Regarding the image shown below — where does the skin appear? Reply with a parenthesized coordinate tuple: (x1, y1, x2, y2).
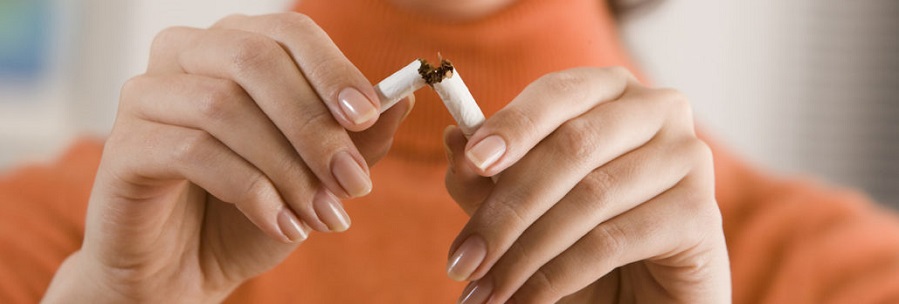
(444, 68, 730, 303)
(43, 13, 414, 303)
(43, 1, 731, 303)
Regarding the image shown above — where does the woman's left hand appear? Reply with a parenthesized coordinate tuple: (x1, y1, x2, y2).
(443, 67, 731, 304)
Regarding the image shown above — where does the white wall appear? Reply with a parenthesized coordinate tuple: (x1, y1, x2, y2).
(622, 0, 899, 204)
(0, 0, 291, 169)
(621, 0, 801, 171)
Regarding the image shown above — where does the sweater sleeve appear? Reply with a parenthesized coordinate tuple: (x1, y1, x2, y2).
(0, 139, 102, 303)
(711, 142, 899, 304)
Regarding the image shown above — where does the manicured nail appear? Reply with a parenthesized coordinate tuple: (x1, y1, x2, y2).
(313, 190, 351, 232)
(458, 279, 493, 304)
(331, 151, 372, 197)
(447, 235, 487, 281)
(277, 208, 308, 243)
(338, 87, 378, 125)
(466, 135, 506, 171)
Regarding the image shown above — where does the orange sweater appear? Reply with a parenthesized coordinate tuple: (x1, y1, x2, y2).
(2, 0, 899, 303)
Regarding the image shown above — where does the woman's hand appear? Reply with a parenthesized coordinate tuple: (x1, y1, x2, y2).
(43, 13, 413, 303)
(443, 67, 730, 303)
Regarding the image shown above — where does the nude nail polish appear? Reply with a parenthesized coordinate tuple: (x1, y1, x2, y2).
(313, 190, 351, 232)
(447, 235, 488, 281)
(338, 87, 378, 125)
(458, 279, 493, 304)
(277, 208, 308, 243)
(466, 135, 506, 171)
(331, 151, 372, 198)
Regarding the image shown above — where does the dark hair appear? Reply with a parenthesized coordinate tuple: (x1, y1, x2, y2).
(609, 0, 664, 19)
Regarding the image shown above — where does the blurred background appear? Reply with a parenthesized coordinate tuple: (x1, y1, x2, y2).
(0, 0, 897, 207)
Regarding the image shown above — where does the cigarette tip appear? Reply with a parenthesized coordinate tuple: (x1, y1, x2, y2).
(417, 55, 455, 86)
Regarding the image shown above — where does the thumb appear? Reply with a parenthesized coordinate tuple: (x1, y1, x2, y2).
(444, 125, 494, 215)
(351, 93, 415, 165)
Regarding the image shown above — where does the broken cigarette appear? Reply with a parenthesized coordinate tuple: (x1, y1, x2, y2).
(375, 58, 498, 181)
(375, 58, 498, 182)
(374, 58, 486, 138)
(374, 60, 427, 113)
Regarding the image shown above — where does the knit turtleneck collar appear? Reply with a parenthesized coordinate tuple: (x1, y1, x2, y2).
(296, 0, 639, 162)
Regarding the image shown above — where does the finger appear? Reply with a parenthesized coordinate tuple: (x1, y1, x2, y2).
(471, 138, 708, 302)
(213, 13, 381, 130)
(105, 121, 310, 244)
(120, 74, 344, 232)
(463, 67, 637, 176)
(444, 125, 494, 215)
(350, 93, 415, 165)
(509, 179, 728, 303)
(147, 26, 372, 200)
(448, 88, 676, 282)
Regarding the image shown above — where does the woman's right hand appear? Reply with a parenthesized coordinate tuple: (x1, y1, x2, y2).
(42, 13, 413, 303)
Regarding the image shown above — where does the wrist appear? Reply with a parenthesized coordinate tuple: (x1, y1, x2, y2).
(43, 251, 238, 303)
(43, 251, 121, 303)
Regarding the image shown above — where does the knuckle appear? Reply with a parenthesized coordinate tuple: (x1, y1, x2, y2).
(519, 268, 564, 303)
(554, 119, 598, 162)
(197, 80, 243, 122)
(215, 13, 248, 26)
(606, 65, 635, 79)
(685, 198, 724, 244)
(687, 139, 714, 165)
(228, 34, 282, 75)
(295, 108, 336, 140)
(658, 88, 693, 117)
(240, 172, 273, 205)
(537, 71, 588, 95)
(479, 190, 532, 231)
(272, 12, 317, 32)
(592, 222, 627, 261)
(267, 13, 299, 35)
(173, 131, 214, 164)
(502, 240, 535, 272)
(150, 26, 186, 57)
(492, 106, 538, 141)
(119, 76, 148, 110)
(675, 177, 721, 241)
(579, 169, 617, 208)
(703, 202, 724, 230)
(304, 55, 347, 84)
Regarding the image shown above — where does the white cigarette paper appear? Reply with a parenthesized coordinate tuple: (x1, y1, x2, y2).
(374, 60, 426, 113)
(374, 59, 486, 138)
(432, 69, 485, 138)
(374, 59, 497, 181)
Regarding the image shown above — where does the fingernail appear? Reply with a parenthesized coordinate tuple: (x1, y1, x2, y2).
(331, 151, 372, 197)
(458, 279, 493, 304)
(277, 208, 308, 243)
(313, 190, 351, 232)
(466, 135, 506, 171)
(339, 87, 378, 125)
(448, 235, 487, 281)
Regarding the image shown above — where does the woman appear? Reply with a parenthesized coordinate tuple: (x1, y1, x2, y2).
(2, 0, 896, 303)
